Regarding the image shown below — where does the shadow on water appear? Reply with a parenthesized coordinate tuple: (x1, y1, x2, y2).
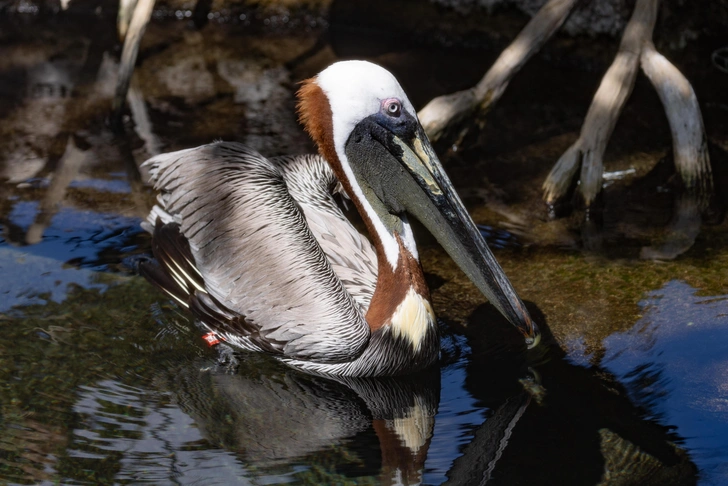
(446, 281, 726, 486)
(441, 305, 698, 486)
(0, 1, 727, 485)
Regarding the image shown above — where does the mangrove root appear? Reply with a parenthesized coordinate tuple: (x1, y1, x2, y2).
(117, 0, 139, 41)
(542, 0, 658, 206)
(418, 0, 580, 144)
(641, 43, 712, 208)
(112, 0, 155, 128)
(543, 0, 712, 209)
(640, 194, 701, 260)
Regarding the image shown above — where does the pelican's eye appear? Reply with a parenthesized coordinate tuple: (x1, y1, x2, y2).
(383, 99, 402, 118)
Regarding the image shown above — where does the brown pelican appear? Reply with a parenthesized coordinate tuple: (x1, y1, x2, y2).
(141, 60, 539, 377)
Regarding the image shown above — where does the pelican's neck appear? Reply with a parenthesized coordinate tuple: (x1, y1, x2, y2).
(297, 78, 434, 343)
(297, 78, 418, 271)
(328, 152, 432, 337)
(365, 234, 432, 334)
(335, 150, 419, 271)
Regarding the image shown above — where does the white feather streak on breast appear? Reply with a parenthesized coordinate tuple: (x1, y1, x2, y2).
(274, 155, 378, 313)
(389, 287, 435, 353)
(387, 394, 433, 454)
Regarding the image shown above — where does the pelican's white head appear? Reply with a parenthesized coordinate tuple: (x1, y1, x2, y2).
(314, 61, 418, 159)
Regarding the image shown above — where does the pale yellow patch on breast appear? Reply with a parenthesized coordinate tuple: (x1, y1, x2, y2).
(389, 287, 436, 352)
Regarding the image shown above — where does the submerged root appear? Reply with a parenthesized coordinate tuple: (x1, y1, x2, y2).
(26, 136, 87, 245)
(640, 193, 702, 260)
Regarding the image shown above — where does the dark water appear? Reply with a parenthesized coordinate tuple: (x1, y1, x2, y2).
(1, 3, 727, 485)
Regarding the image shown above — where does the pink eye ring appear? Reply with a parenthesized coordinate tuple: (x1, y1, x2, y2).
(383, 99, 402, 117)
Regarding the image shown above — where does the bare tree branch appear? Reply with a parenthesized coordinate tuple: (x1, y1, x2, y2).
(418, 0, 580, 143)
(117, 0, 139, 41)
(112, 0, 155, 127)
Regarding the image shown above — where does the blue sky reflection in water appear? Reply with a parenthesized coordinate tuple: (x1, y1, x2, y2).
(0, 202, 142, 311)
(601, 281, 728, 485)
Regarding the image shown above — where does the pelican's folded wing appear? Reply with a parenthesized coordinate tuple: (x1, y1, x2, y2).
(272, 155, 378, 314)
(142, 142, 371, 363)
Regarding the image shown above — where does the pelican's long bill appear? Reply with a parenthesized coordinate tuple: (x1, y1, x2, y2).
(345, 110, 541, 347)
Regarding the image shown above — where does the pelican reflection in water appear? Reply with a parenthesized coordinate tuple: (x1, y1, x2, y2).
(141, 61, 539, 376)
(160, 355, 441, 485)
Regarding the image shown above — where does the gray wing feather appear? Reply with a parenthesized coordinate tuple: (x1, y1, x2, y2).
(273, 155, 378, 313)
(144, 142, 372, 363)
